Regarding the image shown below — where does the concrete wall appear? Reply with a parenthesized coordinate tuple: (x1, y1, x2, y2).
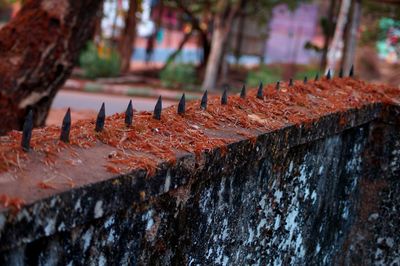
(0, 104, 399, 265)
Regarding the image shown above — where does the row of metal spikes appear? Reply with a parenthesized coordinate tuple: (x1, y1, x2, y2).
(20, 66, 354, 152)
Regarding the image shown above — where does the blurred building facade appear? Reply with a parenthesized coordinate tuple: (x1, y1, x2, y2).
(264, 4, 319, 65)
(129, 2, 320, 68)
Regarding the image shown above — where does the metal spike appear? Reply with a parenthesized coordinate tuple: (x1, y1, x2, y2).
(314, 73, 319, 81)
(60, 108, 71, 143)
(178, 93, 186, 115)
(257, 82, 263, 99)
(276, 81, 280, 90)
(240, 84, 246, 99)
(289, 78, 293, 87)
(326, 69, 331, 80)
(21, 110, 33, 151)
(221, 88, 228, 105)
(200, 90, 208, 110)
(125, 100, 133, 127)
(303, 76, 308, 84)
(339, 67, 344, 78)
(153, 96, 162, 120)
(95, 103, 105, 132)
(349, 65, 354, 77)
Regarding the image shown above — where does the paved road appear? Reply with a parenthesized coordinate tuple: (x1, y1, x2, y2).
(47, 90, 176, 126)
(52, 90, 175, 115)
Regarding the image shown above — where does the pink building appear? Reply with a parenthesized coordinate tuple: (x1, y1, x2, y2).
(130, 2, 320, 67)
(265, 4, 319, 64)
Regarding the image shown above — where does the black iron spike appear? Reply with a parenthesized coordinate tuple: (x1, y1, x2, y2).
(200, 90, 208, 110)
(240, 84, 246, 99)
(314, 73, 319, 81)
(221, 87, 228, 105)
(349, 65, 354, 77)
(153, 96, 162, 120)
(21, 109, 33, 152)
(289, 78, 293, 87)
(276, 81, 280, 90)
(326, 69, 331, 80)
(60, 108, 71, 143)
(303, 76, 308, 84)
(125, 100, 133, 127)
(178, 93, 186, 115)
(339, 67, 344, 78)
(257, 82, 263, 99)
(95, 103, 105, 132)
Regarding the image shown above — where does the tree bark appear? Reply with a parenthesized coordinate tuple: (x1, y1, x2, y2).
(326, 0, 351, 73)
(341, 0, 362, 74)
(201, 0, 241, 91)
(0, 0, 103, 135)
(201, 21, 227, 91)
(320, 0, 337, 71)
(118, 0, 138, 73)
(234, 0, 247, 64)
(144, 1, 163, 64)
(199, 31, 211, 69)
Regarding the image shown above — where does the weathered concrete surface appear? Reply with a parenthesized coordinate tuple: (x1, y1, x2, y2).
(0, 103, 399, 265)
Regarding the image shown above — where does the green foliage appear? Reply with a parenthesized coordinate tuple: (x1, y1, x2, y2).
(294, 66, 318, 80)
(246, 65, 282, 87)
(359, 1, 400, 47)
(360, 17, 400, 47)
(79, 42, 121, 79)
(360, 20, 380, 46)
(362, 1, 400, 20)
(380, 17, 400, 28)
(159, 63, 198, 90)
(247, 65, 318, 87)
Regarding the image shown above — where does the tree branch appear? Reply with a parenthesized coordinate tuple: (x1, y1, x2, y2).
(161, 29, 193, 70)
(176, 0, 208, 36)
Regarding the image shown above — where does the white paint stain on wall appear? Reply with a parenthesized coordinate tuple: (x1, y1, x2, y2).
(94, 201, 104, 218)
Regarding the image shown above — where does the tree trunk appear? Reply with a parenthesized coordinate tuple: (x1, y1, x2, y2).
(110, 0, 119, 42)
(234, 11, 245, 64)
(201, 0, 240, 91)
(201, 22, 227, 90)
(220, 48, 229, 84)
(199, 30, 211, 69)
(118, 0, 138, 73)
(320, 0, 337, 71)
(341, 0, 362, 74)
(234, 0, 247, 65)
(219, 28, 232, 84)
(0, 0, 103, 135)
(93, 4, 104, 41)
(145, 0, 163, 63)
(326, 0, 351, 73)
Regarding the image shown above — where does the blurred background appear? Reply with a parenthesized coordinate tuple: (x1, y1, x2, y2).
(1, 0, 399, 125)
